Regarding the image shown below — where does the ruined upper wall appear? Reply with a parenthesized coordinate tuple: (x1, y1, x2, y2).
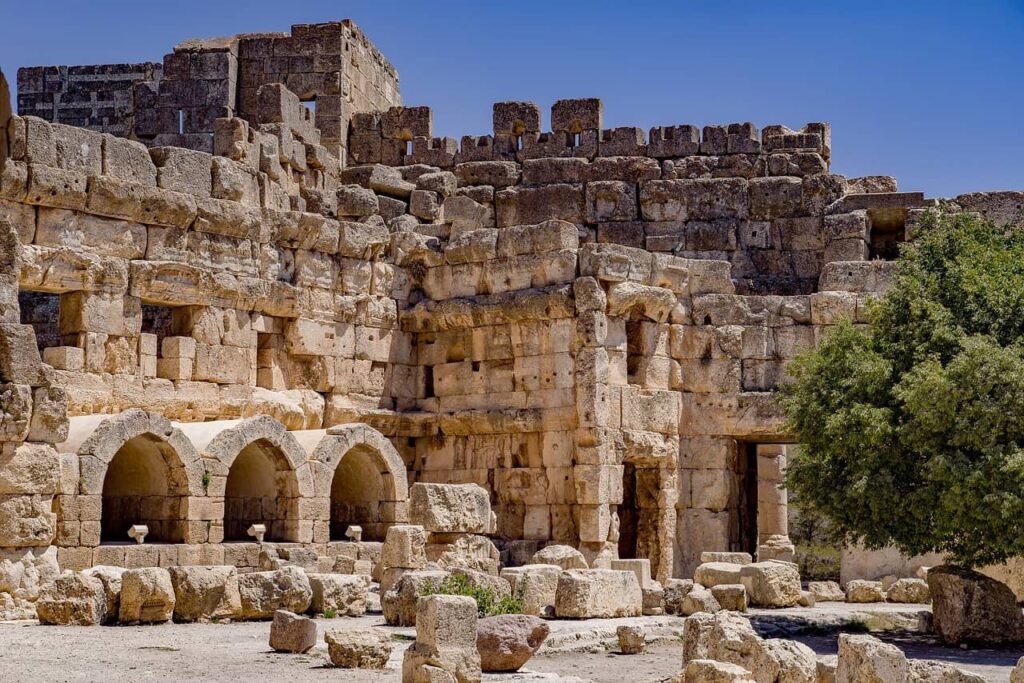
(16, 20, 400, 160)
(17, 63, 163, 137)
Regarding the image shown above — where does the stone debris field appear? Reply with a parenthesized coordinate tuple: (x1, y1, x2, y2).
(1, 16, 1023, 683)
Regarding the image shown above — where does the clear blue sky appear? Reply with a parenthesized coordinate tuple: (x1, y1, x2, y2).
(2, 0, 1023, 198)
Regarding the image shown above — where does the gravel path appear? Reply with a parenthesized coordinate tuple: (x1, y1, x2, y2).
(0, 609, 1017, 682)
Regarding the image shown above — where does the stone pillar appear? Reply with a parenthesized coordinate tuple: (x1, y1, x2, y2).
(402, 594, 481, 683)
(756, 444, 794, 562)
(1, 67, 9, 166)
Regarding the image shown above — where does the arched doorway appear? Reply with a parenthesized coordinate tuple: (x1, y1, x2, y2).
(224, 439, 297, 542)
(330, 445, 388, 541)
(101, 434, 187, 543)
(64, 410, 200, 546)
(201, 416, 311, 543)
(310, 424, 409, 542)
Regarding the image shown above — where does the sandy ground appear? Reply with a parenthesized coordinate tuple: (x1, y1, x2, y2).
(0, 608, 1019, 682)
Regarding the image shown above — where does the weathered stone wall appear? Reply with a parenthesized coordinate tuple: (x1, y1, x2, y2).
(16, 63, 163, 137)
(18, 20, 400, 160)
(7, 24, 1024, 584)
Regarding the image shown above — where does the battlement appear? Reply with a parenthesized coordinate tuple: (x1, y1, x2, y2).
(349, 98, 830, 170)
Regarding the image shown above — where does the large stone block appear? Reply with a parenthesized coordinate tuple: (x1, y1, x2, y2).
(269, 609, 317, 653)
(409, 483, 491, 534)
(402, 594, 481, 683)
(739, 562, 801, 608)
(119, 567, 175, 623)
(326, 628, 393, 669)
(308, 573, 367, 616)
(36, 572, 106, 626)
(927, 565, 1024, 645)
(168, 565, 242, 622)
(554, 569, 642, 619)
(238, 566, 312, 620)
(382, 524, 428, 569)
(500, 564, 561, 617)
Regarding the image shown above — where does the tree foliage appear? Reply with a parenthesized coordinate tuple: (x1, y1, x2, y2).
(783, 211, 1024, 567)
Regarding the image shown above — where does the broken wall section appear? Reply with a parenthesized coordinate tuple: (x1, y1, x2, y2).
(17, 62, 163, 137)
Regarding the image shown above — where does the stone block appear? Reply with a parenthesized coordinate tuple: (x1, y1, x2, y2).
(308, 573, 367, 616)
(269, 609, 317, 653)
(36, 572, 106, 625)
(409, 483, 491, 534)
(554, 569, 642, 618)
(119, 567, 175, 623)
(168, 565, 242, 622)
(150, 147, 212, 198)
(326, 628, 392, 669)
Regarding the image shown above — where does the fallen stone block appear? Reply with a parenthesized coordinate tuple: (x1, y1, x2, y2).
(927, 565, 1024, 645)
(554, 569, 642, 619)
(477, 614, 550, 672)
(382, 569, 447, 627)
(682, 584, 721, 616)
(308, 573, 367, 616)
(531, 545, 588, 570)
(168, 565, 242, 622)
(808, 580, 845, 602)
(81, 565, 124, 624)
(382, 524, 428, 570)
(616, 624, 645, 655)
(269, 609, 316, 653)
(402, 594, 481, 683)
(682, 659, 757, 682)
(500, 564, 560, 617)
(835, 633, 909, 683)
(36, 573, 105, 626)
(325, 628, 393, 669)
(695, 562, 743, 588)
(711, 584, 747, 612)
(238, 566, 312, 620)
(700, 552, 753, 565)
(664, 578, 695, 615)
(886, 577, 930, 604)
(845, 579, 886, 604)
(739, 562, 801, 608)
(119, 567, 175, 624)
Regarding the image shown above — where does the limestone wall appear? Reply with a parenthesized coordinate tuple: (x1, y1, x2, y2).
(9, 24, 1024, 583)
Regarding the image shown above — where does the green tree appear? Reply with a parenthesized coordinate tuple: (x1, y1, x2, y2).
(783, 211, 1024, 568)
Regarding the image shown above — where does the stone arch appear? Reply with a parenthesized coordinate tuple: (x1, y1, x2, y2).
(66, 409, 201, 545)
(204, 416, 312, 543)
(312, 423, 408, 541)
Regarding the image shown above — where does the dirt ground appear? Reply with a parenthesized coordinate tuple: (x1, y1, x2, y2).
(0, 610, 1019, 682)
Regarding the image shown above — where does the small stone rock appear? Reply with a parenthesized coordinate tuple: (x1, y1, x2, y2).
(616, 624, 645, 654)
(326, 628, 392, 669)
(798, 590, 815, 607)
(710, 584, 747, 612)
(845, 579, 886, 603)
(532, 544, 588, 570)
(808, 580, 845, 602)
(682, 584, 721, 616)
(477, 614, 550, 671)
(886, 577, 930, 604)
(268, 609, 317, 654)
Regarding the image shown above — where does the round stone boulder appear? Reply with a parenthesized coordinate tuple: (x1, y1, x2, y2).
(476, 614, 550, 672)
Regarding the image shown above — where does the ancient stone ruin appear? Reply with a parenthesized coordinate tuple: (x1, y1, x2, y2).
(2, 19, 1023, 644)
